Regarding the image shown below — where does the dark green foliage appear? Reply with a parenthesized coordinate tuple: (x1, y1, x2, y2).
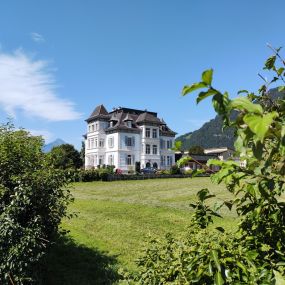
(0, 123, 72, 284)
(175, 115, 236, 150)
(47, 143, 83, 170)
(66, 167, 115, 182)
(188, 145, 204, 154)
(170, 165, 181, 175)
(130, 47, 285, 284)
(80, 141, 85, 166)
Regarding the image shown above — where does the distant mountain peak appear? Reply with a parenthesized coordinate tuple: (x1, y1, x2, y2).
(43, 138, 66, 153)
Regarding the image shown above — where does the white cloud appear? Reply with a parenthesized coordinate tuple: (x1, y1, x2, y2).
(29, 129, 54, 143)
(0, 50, 81, 121)
(31, 32, 45, 43)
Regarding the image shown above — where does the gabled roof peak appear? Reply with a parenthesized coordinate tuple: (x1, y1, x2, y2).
(90, 104, 108, 117)
(123, 113, 133, 121)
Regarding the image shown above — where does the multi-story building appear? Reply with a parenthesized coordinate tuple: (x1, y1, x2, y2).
(84, 105, 176, 172)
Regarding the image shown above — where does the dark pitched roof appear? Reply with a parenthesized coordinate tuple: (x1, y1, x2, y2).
(106, 112, 141, 133)
(86, 104, 110, 122)
(86, 105, 176, 136)
(136, 112, 161, 124)
(110, 113, 119, 121)
(160, 118, 166, 125)
(123, 113, 133, 121)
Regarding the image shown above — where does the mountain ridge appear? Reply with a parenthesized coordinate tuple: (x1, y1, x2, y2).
(43, 138, 66, 153)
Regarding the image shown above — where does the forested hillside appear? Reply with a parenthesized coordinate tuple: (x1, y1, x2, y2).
(176, 115, 235, 150)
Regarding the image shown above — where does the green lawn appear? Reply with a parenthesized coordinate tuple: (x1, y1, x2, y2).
(44, 177, 237, 285)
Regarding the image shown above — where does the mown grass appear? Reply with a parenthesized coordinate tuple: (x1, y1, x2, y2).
(44, 177, 238, 284)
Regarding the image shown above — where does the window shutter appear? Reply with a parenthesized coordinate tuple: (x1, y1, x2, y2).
(125, 136, 128, 146)
(132, 136, 135, 146)
(125, 154, 128, 165)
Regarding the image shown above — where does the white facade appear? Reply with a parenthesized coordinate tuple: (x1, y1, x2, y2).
(85, 106, 175, 172)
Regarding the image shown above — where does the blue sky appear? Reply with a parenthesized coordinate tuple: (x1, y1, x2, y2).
(0, 0, 284, 149)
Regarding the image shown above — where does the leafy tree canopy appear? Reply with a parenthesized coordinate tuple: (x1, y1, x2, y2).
(48, 143, 83, 169)
(0, 122, 72, 283)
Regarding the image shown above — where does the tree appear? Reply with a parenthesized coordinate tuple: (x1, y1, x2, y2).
(0, 122, 72, 283)
(48, 143, 83, 169)
(188, 145, 204, 154)
(129, 46, 285, 284)
(80, 140, 85, 166)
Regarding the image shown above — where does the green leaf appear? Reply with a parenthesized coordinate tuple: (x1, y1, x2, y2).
(202, 69, 213, 85)
(215, 226, 225, 233)
(224, 200, 233, 211)
(274, 270, 285, 285)
(211, 250, 221, 272)
(278, 86, 285, 92)
(212, 92, 229, 115)
(243, 112, 278, 142)
(197, 188, 212, 202)
(182, 82, 207, 96)
(237, 90, 249, 95)
(229, 97, 263, 114)
(214, 271, 224, 285)
(277, 67, 285, 76)
(196, 89, 218, 104)
(264, 55, 276, 70)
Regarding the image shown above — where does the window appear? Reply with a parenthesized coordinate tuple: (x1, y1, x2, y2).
(167, 156, 170, 165)
(90, 138, 94, 149)
(108, 155, 113, 165)
(99, 155, 104, 165)
(125, 136, 135, 147)
(88, 125, 91, 132)
(95, 123, 99, 131)
(152, 129, 157, 138)
(126, 155, 132, 165)
(161, 156, 165, 166)
(95, 137, 98, 148)
(167, 140, 172, 149)
(146, 144, 150, 154)
(108, 137, 114, 148)
(91, 124, 95, 132)
(146, 128, 150, 138)
(153, 145, 157, 154)
(160, 139, 165, 149)
(88, 155, 94, 166)
(126, 121, 132, 128)
(99, 139, 104, 148)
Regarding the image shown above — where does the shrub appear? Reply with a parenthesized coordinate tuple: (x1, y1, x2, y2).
(127, 46, 285, 283)
(169, 164, 181, 175)
(79, 169, 100, 182)
(0, 123, 72, 283)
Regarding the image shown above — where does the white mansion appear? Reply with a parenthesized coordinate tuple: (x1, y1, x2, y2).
(84, 105, 176, 172)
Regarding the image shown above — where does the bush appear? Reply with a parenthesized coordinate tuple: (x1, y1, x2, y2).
(184, 169, 193, 175)
(169, 165, 181, 175)
(0, 123, 72, 283)
(79, 169, 100, 182)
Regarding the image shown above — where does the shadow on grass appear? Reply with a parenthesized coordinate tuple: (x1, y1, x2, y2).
(40, 236, 121, 285)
